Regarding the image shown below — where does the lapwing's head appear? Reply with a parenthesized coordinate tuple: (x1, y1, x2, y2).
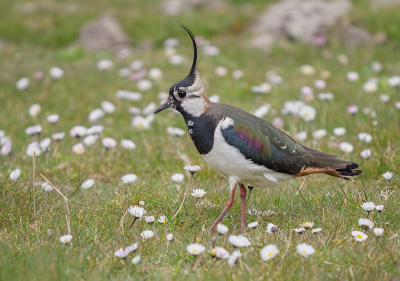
(154, 24, 209, 117)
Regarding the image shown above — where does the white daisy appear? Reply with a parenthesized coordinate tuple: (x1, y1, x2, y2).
(70, 126, 87, 138)
(360, 149, 371, 159)
(158, 215, 168, 224)
(102, 137, 117, 149)
(81, 179, 95, 189)
(169, 54, 184, 65)
(253, 104, 271, 118)
(333, 127, 346, 137)
(47, 114, 59, 124)
(186, 243, 205, 256)
(293, 228, 306, 234)
(191, 188, 206, 198)
(26, 142, 41, 157)
(311, 228, 322, 234)
(388, 76, 400, 88)
(88, 108, 105, 122)
(59, 235, 73, 244)
(300, 65, 315, 76)
(72, 142, 85, 155)
(50, 67, 64, 79)
(215, 66, 228, 77)
(121, 139, 136, 150)
(203, 45, 220, 56)
(295, 131, 307, 142)
(171, 173, 184, 183)
(83, 135, 98, 146)
(131, 255, 141, 264)
(137, 79, 152, 92)
(363, 81, 378, 93)
(148, 67, 163, 82)
(229, 235, 251, 248)
(132, 116, 151, 130)
(382, 171, 393, 181)
(266, 223, 278, 234)
(101, 101, 116, 113)
(183, 165, 201, 175)
(97, 60, 114, 70)
(29, 103, 41, 117)
(373, 228, 384, 237)
(260, 244, 279, 261)
(339, 142, 354, 153)
(140, 230, 154, 240)
(166, 127, 185, 137)
(375, 205, 384, 212)
(346, 71, 359, 82)
(41, 182, 53, 192)
(358, 132, 372, 143)
(296, 243, 315, 257)
(9, 169, 21, 181)
(212, 247, 229, 259)
(39, 138, 51, 151)
(217, 223, 228, 235)
(232, 70, 244, 80)
(130, 60, 144, 71)
(16, 77, 29, 90)
(128, 206, 144, 218)
(358, 218, 374, 231)
(352, 231, 368, 242)
(1, 141, 11, 156)
(121, 174, 138, 184)
(227, 250, 242, 266)
(116, 90, 142, 101)
(86, 125, 103, 135)
(301, 222, 314, 229)
(167, 233, 174, 241)
(313, 129, 327, 140)
(248, 221, 258, 229)
(318, 93, 334, 101)
(361, 201, 375, 212)
(208, 94, 220, 103)
(298, 105, 317, 122)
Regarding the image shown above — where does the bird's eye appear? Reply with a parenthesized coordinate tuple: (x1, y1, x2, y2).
(178, 90, 186, 98)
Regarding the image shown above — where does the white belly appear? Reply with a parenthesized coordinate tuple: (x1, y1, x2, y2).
(201, 119, 293, 189)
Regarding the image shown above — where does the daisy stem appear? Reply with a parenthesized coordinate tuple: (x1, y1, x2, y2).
(32, 151, 36, 224)
(172, 174, 193, 220)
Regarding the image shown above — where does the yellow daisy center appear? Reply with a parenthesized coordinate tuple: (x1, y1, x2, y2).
(303, 250, 307, 254)
(194, 249, 197, 253)
(197, 193, 200, 196)
(357, 234, 362, 239)
(77, 148, 82, 153)
(268, 253, 273, 257)
(163, 220, 167, 224)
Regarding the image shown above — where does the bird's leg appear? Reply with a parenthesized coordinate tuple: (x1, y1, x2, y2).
(239, 183, 247, 232)
(209, 186, 237, 233)
(247, 185, 254, 203)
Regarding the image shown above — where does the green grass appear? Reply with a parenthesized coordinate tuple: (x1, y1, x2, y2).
(1, 0, 400, 280)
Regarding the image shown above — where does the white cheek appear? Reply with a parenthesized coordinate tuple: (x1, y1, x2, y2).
(181, 98, 206, 117)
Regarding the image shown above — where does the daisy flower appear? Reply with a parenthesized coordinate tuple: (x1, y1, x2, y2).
(121, 174, 138, 184)
(339, 142, 354, 153)
(131, 255, 141, 264)
(358, 218, 374, 231)
(140, 230, 154, 240)
(9, 169, 21, 181)
(191, 188, 206, 198)
(212, 247, 229, 259)
(88, 108, 105, 122)
(83, 135, 97, 146)
(144, 216, 154, 224)
(298, 105, 317, 122)
(121, 139, 136, 150)
(72, 142, 85, 155)
(293, 228, 306, 234)
(102, 137, 117, 149)
(266, 223, 278, 234)
(26, 142, 41, 157)
(313, 129, 327, 140)
(183, 165, 201, 175)
(229, 235, 251, 248)
(215, 66, 227, 77)
(114, 243, 138, 258)
(248, 221, 258, 229)
(373, 228, 384, 237)
(59, 235, 73, 244)
(382, 172, 393, 181)
(296, 243, 315, 257)
(171, 173, 184, 182)
(361, 202, 375, 212)
(217, 223, 228, 235)
(70, 126, 87, 138)
(166, 233, 174, 241)
(360, 149, 371, 159)
(209, 94, 220, 103)
(301, 222, 314, 229)
(186, 243, 205, 256)
(81, 179, 95, 189)
(47, 114, 59, 124)
(300, 65, 315, 76)
(352, 231, 368, 242)
(260, 244, 279, 261)
(166, 127, 185, 137)
(232, 69, 244, 80)
(29, 104, 41, 117)
(228, 250, 242, 266)
(333, 127, 346, 137)
(128, 206, 144, 218)
(50, 67, 64, 79)
(253, 104, 271, 118)
(158, 215, 168, 224)
(311, 228, 322, 234)
(101, 101, 115, 113)
(375, 205, 384, 212)
(16, 77, 29, 90)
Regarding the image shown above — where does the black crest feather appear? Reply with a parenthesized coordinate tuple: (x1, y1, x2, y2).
(176, 22, 197, 77)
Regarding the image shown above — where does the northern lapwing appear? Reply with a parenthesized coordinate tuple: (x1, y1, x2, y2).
(154, 25, 363, 233)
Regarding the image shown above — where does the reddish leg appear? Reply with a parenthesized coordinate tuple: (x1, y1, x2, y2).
(209, 187, 237, 233)
(239, 183, 247, 232)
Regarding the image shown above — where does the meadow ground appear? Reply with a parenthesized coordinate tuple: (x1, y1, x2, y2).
(1, 0, 400, 280)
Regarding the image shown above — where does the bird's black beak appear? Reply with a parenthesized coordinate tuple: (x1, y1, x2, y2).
(154, 96, 172, 114)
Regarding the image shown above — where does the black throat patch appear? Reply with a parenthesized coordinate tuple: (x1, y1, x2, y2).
(181, 112, 218, 155)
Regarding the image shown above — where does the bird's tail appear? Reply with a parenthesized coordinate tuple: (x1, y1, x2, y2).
(295, 147, 363, 181)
